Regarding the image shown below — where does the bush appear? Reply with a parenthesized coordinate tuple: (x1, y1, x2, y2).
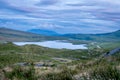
(4, 65, 37, 80)
(89, 65, 120, 80)
(40, 66, 75, 80)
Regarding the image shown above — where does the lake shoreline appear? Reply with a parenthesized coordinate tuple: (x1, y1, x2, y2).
(13, 41, 88, 50)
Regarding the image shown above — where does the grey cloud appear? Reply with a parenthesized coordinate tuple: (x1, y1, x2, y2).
(0, 0, 120, 33)
(0, 0, 31, 13)
(36, 0, 59, 6)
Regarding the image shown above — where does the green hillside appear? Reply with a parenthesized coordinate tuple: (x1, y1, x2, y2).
(1, 27, 119, 43)
(62, 30, 120, 42)
(0, 28, 65, 42)
(0, 42, 120, 80)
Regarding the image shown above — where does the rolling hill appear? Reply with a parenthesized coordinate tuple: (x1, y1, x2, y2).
(62, 30, 120, 42)
(28, 28, 120, 42)
(0, 28, 65, 42)
(0, 27, 120, 43)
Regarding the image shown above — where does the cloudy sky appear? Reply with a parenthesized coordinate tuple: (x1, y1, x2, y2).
(0, 0, 120, 34)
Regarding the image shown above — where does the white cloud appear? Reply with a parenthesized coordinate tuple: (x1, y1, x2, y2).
(0, 0, 120, 33)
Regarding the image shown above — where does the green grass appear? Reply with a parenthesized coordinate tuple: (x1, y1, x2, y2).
(0, 42, 120, 80)
(0, 42, 90, 68)
(3, 65, 37, 80)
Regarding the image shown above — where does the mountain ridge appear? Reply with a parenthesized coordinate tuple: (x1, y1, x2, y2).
(61, 29, 120, 42)
(0, 27, 65, 42)
(0, 27, 120, 42)
(28, 29, 60, 36)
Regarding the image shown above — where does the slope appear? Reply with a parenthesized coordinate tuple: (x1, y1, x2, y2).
(0, 28, 64, 42)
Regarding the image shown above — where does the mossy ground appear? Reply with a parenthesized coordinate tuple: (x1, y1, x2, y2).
(0, 42, 120, 80)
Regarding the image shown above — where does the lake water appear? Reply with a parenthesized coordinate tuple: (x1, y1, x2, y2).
(14, 41, 87, 49)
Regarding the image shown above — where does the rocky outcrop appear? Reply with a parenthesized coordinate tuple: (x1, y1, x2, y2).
(104, 47, 120, 57)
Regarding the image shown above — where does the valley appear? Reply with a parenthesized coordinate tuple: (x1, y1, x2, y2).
(0, 42, 120, 80)
(0, 0, 120, 79)
(0, 28, 120, 80)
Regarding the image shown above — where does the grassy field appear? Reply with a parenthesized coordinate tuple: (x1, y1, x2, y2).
(0, 42, 120, 80)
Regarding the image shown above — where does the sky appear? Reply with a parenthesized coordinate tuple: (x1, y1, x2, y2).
(0, 0, 120, 34)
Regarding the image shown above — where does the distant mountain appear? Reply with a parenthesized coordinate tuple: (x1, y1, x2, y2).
(62, 30, 120, 42)
(0, 28, 65, 42)
(0, 27, 120, 42)
(28, 29, 60, 36)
